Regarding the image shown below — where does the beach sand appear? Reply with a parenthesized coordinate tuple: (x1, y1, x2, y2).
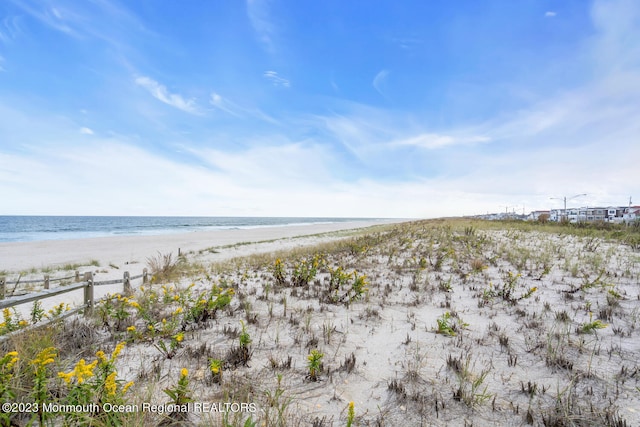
(0, 220, 394, 274)
(1, 219, 639, 426)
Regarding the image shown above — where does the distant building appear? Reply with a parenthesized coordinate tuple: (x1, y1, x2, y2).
(545, 205, 639, 224)
(526, 210, 550, 221)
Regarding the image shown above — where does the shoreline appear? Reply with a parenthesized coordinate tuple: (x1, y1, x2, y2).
(0, 219, 399, 274)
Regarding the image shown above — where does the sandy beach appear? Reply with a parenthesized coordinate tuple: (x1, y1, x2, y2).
(0, 220, 395, 275)
(1, 219, 639, 426)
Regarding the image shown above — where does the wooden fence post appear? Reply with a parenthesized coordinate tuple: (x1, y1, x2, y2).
(83, 272, 94, 316)
(123, 271, 131, 295)
(44, 275, 50, 290)
(143, 268, 148, 284)
(0, 277, 4, 300)
(75, 270, 80, 282)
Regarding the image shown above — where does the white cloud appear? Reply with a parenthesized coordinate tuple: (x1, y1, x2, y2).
(545, 11, 557, 17)
(372, 69, 389, 96)
(247, 0, 276, 53)
(209, 92, 279, 124)
(209, 92, 242, 117)
(263, 70, 290, 87)
(135, 76, 198, 114)
(393, 133, 490, 149)
(79, 127, 94, 135)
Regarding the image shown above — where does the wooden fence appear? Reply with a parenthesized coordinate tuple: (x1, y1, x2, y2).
(0, 270, 148, 342)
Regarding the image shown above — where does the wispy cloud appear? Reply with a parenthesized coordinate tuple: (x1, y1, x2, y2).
(0, 15, 23, 44)
(209, 92, 242, 117)
(387, 36, 423, 51)
(372, 70, 389, 97)
(209, 92, 280, 124)
(263, 70, 290, 87)
(545, 11, 557, 17)
(247, 0, 276, 53)
(79, 127, 94, 135)
(9, 1, 78, 36)
(135, 76, 198, 114)
(393, 133, 490, 149)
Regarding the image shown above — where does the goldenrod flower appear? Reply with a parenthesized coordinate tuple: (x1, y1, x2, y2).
(96, 351, 107, 364)
(122, 381, 134, 394)
(72, 358, 97, 384)
(111, 342, 126, 359)
(129, 301, 140, 309)
(105, 372, 117, 396)
(2, 351, 19, 370)
(31, 347, 57, 368)
(58, 371, 74, 384)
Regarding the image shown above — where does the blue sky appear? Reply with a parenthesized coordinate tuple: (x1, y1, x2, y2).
(0, 0, 638, 217)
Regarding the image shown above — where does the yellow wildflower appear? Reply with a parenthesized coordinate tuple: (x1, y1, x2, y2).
(96, 351, 107, 364)
(72, 358, 97, 384)
(129, 301, 140, 309)
(18, 320, 28, 327)
(122, 381, 134, 394)
(58, 371, 74, 384)
(173, 295, 180, 301)
(174, 307, 183, 315)
(174, 333, 184, 343)
(127, 326, 136, 332)
(31, 347, 57, 368)
(111, 342, 126, 359)
(105, 372, 117, 396)
(3, 351, 19, 370)
(181, 368, 188, 378)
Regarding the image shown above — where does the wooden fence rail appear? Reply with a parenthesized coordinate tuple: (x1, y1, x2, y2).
(0, 269, 148, 301)
(0, 269, 149, 344)
(0, 269, 148, 314)
(0, 270, 87, 298)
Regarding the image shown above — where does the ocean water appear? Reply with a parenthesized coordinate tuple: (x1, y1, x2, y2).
(0, 216, 373, 243)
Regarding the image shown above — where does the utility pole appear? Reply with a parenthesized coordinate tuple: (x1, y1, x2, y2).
(550, 193, 587, 222)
